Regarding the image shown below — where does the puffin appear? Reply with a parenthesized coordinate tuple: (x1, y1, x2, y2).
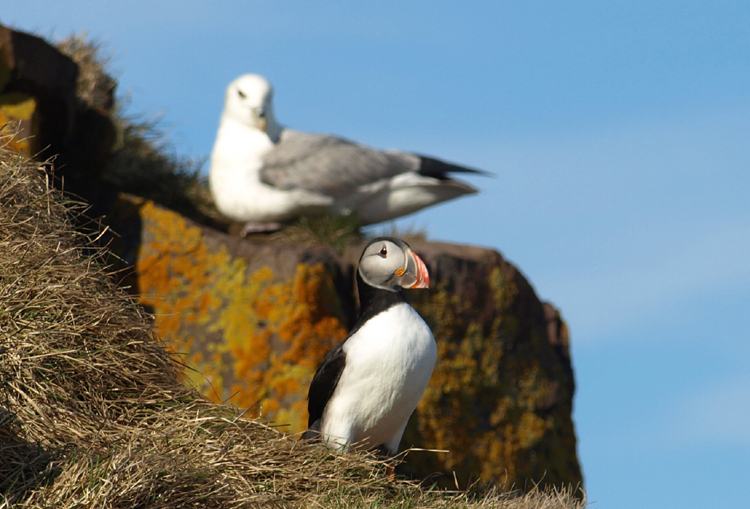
(209, 74, 486, 233)
(303, 237, 437, 456)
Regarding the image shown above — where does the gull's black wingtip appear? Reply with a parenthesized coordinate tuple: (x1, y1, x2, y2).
(417, 154, 493, 179)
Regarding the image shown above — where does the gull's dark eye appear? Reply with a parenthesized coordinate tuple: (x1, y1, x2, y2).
(379, 245, 387, 257)
(238, 89, 246, 99)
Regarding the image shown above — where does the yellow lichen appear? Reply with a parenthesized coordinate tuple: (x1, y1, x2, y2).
(133, 199, 348, 433)
(0, 92, 38, 156)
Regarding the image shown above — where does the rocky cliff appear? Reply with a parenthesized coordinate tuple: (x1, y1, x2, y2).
(0, 24, 582, 491)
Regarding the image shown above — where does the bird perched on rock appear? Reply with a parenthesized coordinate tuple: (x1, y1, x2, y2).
(303, 237, 436, 456)
(209, 74, 486, 234)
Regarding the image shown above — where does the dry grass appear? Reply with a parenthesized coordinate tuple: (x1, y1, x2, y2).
(0, 141, 585, 508)
(56, 35, 116, 112)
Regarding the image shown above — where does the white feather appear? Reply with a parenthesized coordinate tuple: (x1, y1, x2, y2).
(209, 116, 332, 222)
(319, 302, 437, 453)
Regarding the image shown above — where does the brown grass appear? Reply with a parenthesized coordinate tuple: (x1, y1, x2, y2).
(56, 34, 116, 112)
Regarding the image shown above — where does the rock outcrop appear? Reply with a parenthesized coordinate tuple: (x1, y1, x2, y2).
(107, 195, 582, 490)
(0, 26, 116, 193)
(0, 24, 582, 491)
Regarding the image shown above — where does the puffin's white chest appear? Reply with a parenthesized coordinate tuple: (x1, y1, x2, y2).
(321, 302, 436, 449)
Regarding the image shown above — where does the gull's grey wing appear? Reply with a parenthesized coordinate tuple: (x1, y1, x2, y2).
(260, 130, 419, 198)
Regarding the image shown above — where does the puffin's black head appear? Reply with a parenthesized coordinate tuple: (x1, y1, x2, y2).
(357, 237, 430, 292)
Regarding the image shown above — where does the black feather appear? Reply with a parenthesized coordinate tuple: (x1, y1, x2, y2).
(417, 154, 490, 180)
(349, 269, 405, 336)
(306, 341, 347, 432)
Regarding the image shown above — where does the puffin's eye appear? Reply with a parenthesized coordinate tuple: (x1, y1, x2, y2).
(238, 89, 246, 99)
(378, 245, 387, 257)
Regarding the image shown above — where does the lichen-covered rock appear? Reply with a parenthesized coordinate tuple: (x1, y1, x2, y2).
(107, 198, 582, 491)
(118, 196, 351, 432)
(389, 242, 581, 490)
(0, 25, 79, 159)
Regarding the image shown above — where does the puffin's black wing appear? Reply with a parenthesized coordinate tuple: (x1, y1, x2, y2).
(304, 340, 347, 438)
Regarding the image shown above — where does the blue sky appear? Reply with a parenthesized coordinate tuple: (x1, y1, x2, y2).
(6, 2, 750, 506)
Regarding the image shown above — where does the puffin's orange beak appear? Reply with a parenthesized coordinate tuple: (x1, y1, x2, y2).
(401, 248, 430, 289)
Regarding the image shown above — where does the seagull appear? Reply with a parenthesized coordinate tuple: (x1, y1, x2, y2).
(209, 74, 486, 233)
(303, 237, 436, 457)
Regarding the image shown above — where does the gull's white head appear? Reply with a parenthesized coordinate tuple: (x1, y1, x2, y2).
(223, 74, 281, 139)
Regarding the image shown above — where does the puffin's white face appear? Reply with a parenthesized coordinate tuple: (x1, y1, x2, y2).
(358, 238, 430, 292)
(224, 74, 275, 132)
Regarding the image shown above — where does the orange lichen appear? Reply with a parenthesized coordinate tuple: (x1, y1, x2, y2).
(222, 262, 348, 430)
(133, 198, 347, 433)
